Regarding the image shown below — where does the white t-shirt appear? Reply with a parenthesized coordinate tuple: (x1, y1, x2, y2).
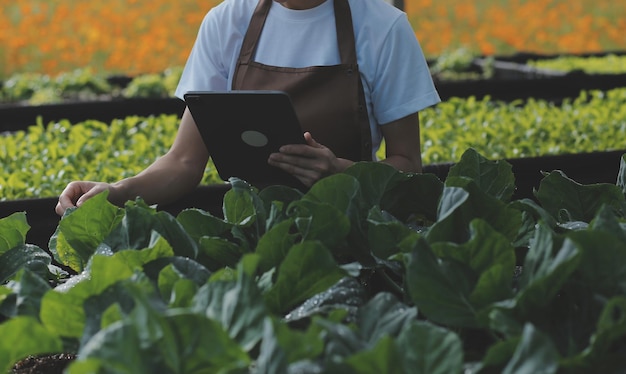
(175, 0, 440, 158)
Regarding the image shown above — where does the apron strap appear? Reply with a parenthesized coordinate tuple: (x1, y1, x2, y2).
(333, 0, 357, 65)
(238, 0, 272, 65)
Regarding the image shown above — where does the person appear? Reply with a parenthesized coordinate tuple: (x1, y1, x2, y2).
(55, 0, 440, 216)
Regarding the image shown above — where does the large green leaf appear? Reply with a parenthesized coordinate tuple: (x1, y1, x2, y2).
(284, 277, 367, 324)
(0, 268, 51, 319)
(356, 292, 418, 345)
(40, 252, 140, 338)
(74, 312, 250, 373)
(502, 324, 560, 374)
(301, 173, 362, 221)
(310, 293, 419, 371)
(264, 241, 346, 315)
(0, 316, 63, 373)
(447, 148, 516, 202)
(102, 199, 197, 259)
(156, 257, 211, 304)
(0, 244, 51, 284)
(558, 290, 626, 372)
(587, 203, 626, 242)
(427, 177, 523, 244)
(191, 268, 267, 352)
(255, 317, 325, 374)
(81, 274, 167, 350)
(567, 206, 626, 296)
(582, 296, 626, 367)
(223, 178, 265, 227)
(255, 219, 299, 273)
(431, 219, 516, 308)
(515, 223, 582, 314)
(405, 236, 478, 327)
(476, 337, 521, 372)
(366, 207, 417, 259)
(345, 336, 403, 374)
(290, 200, 350, 248)
(196, 236, 244, 271)
(380, 172, 444, 223)
(222, 178, 271, 253)
(508, 198, 558, 248)
(395, 321, 464, 374)
(304, 172, 398, 265)
(52, 191, 124, 272)
(536, 170, 626, 222)
(176, 208, 232, 241)
(342, 161, 404, 209)
(0, 212, 30, 255)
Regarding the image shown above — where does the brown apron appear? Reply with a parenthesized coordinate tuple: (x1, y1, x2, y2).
(232, 0, 372, 162)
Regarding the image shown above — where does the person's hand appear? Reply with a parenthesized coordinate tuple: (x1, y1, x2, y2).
(267, 132, 352, 187)
(55, 181, 113, 216)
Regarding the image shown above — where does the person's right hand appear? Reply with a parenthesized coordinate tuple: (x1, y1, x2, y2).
(55, 181, 113, 216)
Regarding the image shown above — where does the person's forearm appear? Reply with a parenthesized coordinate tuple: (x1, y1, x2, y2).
(108, 153, 207, 207)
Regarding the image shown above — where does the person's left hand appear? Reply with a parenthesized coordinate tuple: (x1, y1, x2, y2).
(268, 132, 347, 187)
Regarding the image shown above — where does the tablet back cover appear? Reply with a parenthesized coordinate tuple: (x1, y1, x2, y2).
(184, 90, 305, 187)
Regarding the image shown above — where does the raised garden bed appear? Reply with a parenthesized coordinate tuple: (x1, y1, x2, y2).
(2, 150, 626, 373)
(4, 149, 623, 251)
(2, 51, 625, 131)
(0, 71, 619, 131)
(434, 50, 626, 102)
(2, 52, 625, 250)
(1, 183, 230, 251)
(0, 97, 185, 133)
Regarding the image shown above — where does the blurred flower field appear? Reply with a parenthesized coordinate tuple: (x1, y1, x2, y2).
(0, 0, 625, 78)
(406, 0, 625, 58)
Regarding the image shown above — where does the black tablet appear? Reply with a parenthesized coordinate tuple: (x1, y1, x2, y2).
(184, 90, 306, 187)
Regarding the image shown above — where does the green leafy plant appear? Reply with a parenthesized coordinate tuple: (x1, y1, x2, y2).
(526, 53, 626, 74)
(0, 66, 184, 104)
(419, 87, 626, 163)
(1, 72, 54, 102)
(121, 73, 170, 98)
(54, 68, 112, 100)
(3, 87, 626, 200)
(163, 66, 184, 97)
(1, 149, 625, 372)
(0, 68, 111, 104)
(0, 115, 222, 200)
(429, 46, 493, 81)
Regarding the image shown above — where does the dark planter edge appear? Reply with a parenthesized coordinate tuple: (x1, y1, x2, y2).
(0, 97, 185, 132)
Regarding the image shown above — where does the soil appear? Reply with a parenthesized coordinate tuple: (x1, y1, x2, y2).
(12, 354, 76, 374)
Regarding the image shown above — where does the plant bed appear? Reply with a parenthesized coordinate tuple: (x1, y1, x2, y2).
(434, 50, 626, 102)
(3, 149, 623, 256)
(0, 68, 184, 130)
(5, 71, 614, 131)
(0, 97, 185, 133)
(426, 149, 625, 201)
(1, 184, 230, 252)
(1, 149, 626, 372)
(1, 88, 624, 203)
(489, 50, 626, 67)
(4, 51, 624, 132)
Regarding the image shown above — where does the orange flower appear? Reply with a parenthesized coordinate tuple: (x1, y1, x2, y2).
(0, 0, 624, 77)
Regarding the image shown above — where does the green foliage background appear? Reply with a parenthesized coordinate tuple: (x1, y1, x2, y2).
(1, 88, 625, 200)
